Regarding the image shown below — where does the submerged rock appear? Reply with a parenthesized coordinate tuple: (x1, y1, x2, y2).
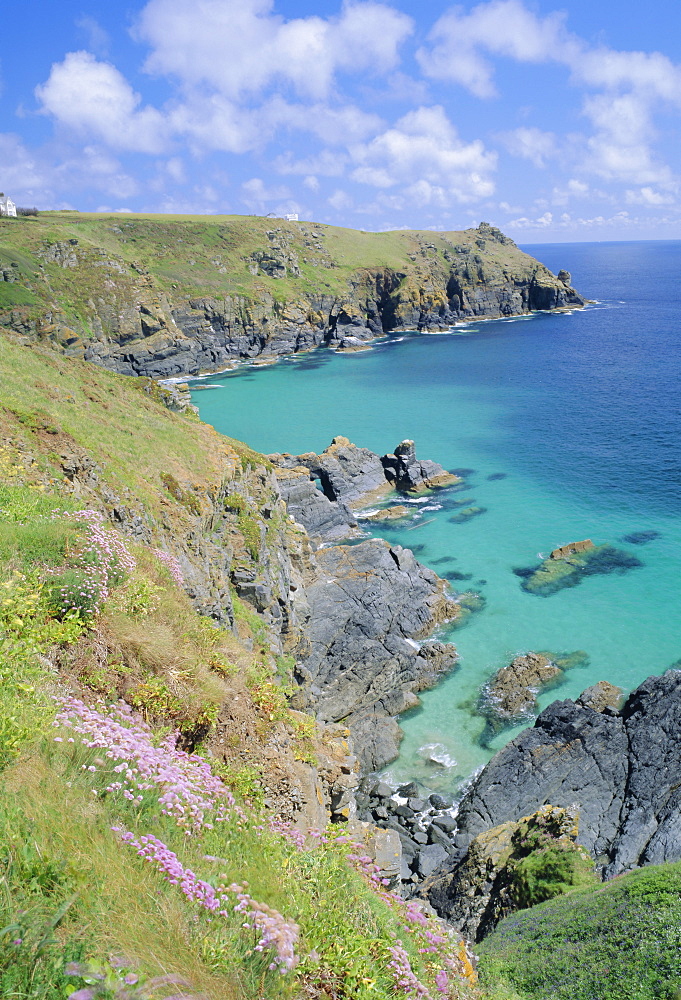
(478, 650, 589, 741)
(516, 542, 643, 596)
(448, 506, 487, 524)
(363, 504, 410, 522)
(480, 652, 560, 726)
(620, 529, 660, 545)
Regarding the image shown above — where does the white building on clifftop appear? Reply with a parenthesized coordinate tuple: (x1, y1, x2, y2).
(0, 194, 17, 218)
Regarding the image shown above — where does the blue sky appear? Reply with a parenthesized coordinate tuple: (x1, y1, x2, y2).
(2, 0, 681, 241)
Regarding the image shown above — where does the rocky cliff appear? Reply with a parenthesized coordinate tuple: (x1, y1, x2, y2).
(1, 214, 584, 378)
(441, 670, 681, 881)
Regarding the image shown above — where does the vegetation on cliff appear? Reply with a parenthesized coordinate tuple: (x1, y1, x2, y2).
(0, 213, 583, 377)
(478, 862, 681, 999)
(0, 327, 483, 999)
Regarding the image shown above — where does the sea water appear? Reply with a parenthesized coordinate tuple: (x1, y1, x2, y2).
(191, 240, 681, 794)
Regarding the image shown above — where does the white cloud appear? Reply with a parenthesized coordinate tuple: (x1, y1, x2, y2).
(499, 127, 558, 168)
(274, 149, 348, 177)
(418, 0, 572, 98)
(419, 0, 681, 189)
(240, 176, 299, 213)
(625, 186, 677, 206)
(136, 0, 413, 101)
(328, 189, 354, 211)
(36, 51, 168, 153)
(0, 134, 52, 205)
(75, 15, 110, 56)
(581, 92, 673, 185)
(350, 106, 496, 203)
(303, 175, 320, 192)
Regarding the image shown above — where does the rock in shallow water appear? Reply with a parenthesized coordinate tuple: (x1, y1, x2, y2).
(516, 542, 643, 596)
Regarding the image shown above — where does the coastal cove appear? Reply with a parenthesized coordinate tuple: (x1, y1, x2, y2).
(191, 239, 681, 794)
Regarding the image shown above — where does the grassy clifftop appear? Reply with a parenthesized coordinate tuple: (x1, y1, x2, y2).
(0, 328, 483, 999)
(0, 211, 535, 306)
(0, 214, 582, 377)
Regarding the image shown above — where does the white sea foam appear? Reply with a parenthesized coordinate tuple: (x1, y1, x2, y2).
(418, 743, 457, 768)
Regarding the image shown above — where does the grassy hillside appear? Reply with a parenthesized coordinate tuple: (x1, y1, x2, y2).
(478, 862, 681, 999)
(0, 212, 549, 334)
(0, 327, 481, 1000)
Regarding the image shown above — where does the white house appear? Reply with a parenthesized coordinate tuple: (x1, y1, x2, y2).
(0, 194, 17, 218)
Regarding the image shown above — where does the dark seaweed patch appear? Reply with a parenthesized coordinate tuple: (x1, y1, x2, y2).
(444, 570, 473, 582)
(487, 472, 507, 481)
(431, 555, 457, 565)
(620, 530, 660, 545)
(449, 506, 487, 524)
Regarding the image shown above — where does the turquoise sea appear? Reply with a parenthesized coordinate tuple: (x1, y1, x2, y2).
(191, 240, 681, 794)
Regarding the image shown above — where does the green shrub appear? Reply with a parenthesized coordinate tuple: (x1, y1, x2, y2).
(508, 823, 596, 909)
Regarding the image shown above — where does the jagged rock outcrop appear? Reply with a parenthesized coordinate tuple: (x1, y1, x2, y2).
(273, 466, 359, 541)
(450, 670, 681, 880)
(272, 436, 389, 506)
(381, 440, 458, 493)
(294, 539, 460, 771)
(271, 436, 458, 518)
(422, 805, 585, 941)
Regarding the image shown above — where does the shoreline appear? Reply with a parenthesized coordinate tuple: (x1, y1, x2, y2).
(160, 302, 593, 386)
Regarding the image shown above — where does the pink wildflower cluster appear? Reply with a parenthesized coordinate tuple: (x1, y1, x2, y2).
(388, 943, 433, 999)
(153, 548, 184, 587)
(337, 835, 471, 997)
(55, 696, 243, 833)
(117, 832, 299, 973)
(51, 509, 136, 615)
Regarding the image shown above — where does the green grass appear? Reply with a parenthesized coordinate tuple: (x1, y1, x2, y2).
(0, 211, 545, 350)
(478, 863, 681, 999)
(0, 333, 242, 518)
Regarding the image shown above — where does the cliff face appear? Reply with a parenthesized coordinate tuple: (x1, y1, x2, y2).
(0, 331, 460, 783)
(1, 215, 584, 378)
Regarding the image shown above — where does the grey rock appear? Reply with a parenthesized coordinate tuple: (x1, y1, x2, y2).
(274, 467, 358, 541)
(381, 440, 456, 493)
(370, 780, 394, 799)
(449, 669, 681, 879)
(398, 782, 421, 798)
(414, 832, 429, 845)
(296, 538, 458, 771)
(429, 793, 453, 809)
(577, 680, 623, 713)
(408, 797, 427, 813)
(428, 825, 455, 851)
(417, 844, 448, 877)
(431, 815, 457, 834)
